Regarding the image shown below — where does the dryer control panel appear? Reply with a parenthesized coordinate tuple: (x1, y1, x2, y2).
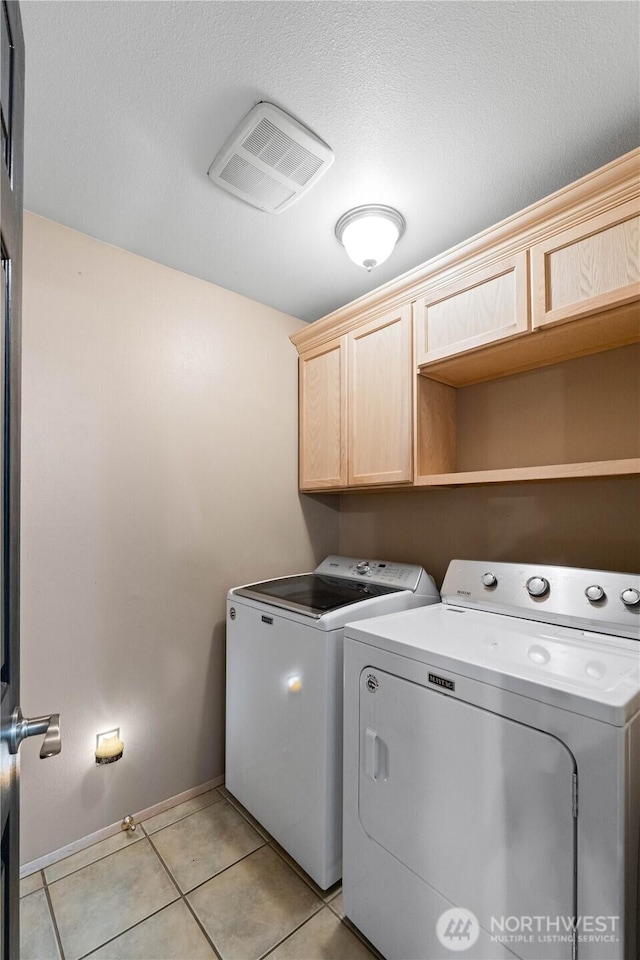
(442, 560, 640, 639)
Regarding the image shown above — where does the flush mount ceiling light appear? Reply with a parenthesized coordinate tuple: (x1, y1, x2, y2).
(335, 205, 406, 272)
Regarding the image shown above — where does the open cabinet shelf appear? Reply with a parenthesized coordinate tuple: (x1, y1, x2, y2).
(415, 458, 640, 487)
(416, 343, 640, 487)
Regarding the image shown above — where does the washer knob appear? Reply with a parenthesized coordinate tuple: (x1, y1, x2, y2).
(526, 576, 549, 598)
(356, 560, 371, 576)
(621, 588, 640, 607)
(585, 585, 605, 602)
(481, 572, 497, 588)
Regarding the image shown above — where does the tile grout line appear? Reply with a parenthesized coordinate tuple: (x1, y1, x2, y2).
(218, 797, 359, 960)
(48, 799, 266, 960)
(258, 900, 327, 960)
(41, 871, 67, 960)
(326, 897, 342, 919)
(49, 833, 188, 960)
(224, 795, 273, 843)
(267, 839, 338, 903)
(342, 916, 386, 960)
(36, 787, 366, 960)
(258, 834, 381, 957)
(142, 792, 223, 837)
(224, 795, 376, 953)
(153, 797, 270, 900)
(18, 872, 44, 902)
(145, 799, 327, 960)
(42, 835, 143, 887)
(221, 790, 337, 903)
(175, 840, 269, 899)
(142, 823, 224, 960)
(76, 832, 221, 960)
(39, 793, 223, 887)
(77, 899, 184, 960)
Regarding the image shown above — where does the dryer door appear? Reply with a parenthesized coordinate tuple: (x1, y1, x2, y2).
(359, 668, 576, 960)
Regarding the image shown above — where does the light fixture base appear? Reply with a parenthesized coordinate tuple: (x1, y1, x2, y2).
(335, 204, 406, 243)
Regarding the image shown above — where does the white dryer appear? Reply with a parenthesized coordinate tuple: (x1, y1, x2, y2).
(343, 560, 640, 960)
(225, 555, 439, 889)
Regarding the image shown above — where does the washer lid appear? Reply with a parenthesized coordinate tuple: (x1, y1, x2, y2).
(233, 573, 402, 619)
(346, 604, 640, 725)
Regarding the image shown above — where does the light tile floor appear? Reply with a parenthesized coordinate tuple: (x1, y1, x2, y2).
(20, 787, 380, 960)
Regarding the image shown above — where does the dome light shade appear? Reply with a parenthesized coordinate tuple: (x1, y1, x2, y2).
(335, 205, 406, 271)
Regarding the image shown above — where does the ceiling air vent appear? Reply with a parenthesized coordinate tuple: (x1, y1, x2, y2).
(208, 102, 334, 214)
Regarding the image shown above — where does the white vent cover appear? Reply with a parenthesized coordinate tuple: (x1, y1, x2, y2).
(208, 102, 334, 214)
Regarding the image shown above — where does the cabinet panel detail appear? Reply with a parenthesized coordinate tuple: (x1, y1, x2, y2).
(348, 309, 412, 485)
(531, 199, 640, 330)
(416, 252, 529, 366)
(299, 338, 346, 490)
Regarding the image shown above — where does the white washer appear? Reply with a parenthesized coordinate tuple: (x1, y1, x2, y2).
(225, 555, 439, 889)
(343, 560, 640, 960)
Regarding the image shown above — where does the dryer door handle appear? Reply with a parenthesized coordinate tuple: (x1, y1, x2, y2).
(364, 727, 389, 781)
(365, 728, 378, 780)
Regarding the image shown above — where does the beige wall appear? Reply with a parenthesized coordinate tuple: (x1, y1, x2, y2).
(339, 477, 640, 588)
(20, 213, 340, 864)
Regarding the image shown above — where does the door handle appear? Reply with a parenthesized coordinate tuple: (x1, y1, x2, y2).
(365, 727, 379, 780)
(364, 727, 389, 782)
(5, 707, 61, 758)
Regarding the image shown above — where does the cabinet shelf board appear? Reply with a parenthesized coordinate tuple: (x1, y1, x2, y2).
(415, 458, 640, 487)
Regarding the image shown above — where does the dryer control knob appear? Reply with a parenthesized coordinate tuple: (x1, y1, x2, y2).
(481, 573, 497, 588)
(585, 585, 605, 602)
(621, 588, 640, 607)
(526, 576, 549, 598)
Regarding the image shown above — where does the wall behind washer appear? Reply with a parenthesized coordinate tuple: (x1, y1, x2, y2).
(20, 213, 339, 864)
(339, 478, 640, 587)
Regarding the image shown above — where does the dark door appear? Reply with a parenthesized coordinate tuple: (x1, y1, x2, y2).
(1, 5, 62, 957)
(0, 2, 25, 956)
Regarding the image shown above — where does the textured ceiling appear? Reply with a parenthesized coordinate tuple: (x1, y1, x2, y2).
(21, 1, 640, 322)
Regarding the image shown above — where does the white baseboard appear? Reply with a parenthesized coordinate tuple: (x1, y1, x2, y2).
(20, 775, 225, 878)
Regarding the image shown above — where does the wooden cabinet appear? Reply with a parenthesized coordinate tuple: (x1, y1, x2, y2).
(298, 310, 413, 490)
(347, 308, 413, 485)
(299, 337, 346, 490)
(530, 198, 639, 330)
(414, 252, 529, 366)
(291, 148, 640, 491)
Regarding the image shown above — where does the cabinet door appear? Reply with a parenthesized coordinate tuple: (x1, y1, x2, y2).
(348, 308, 412, 485)
(299, 338, 347, 490)
(415, 251, 529, 366)
(531, 198, 640, 329)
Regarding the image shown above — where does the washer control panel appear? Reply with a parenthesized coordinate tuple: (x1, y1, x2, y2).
(442, 560, 640, 639)
(315, 555, 424, 592)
